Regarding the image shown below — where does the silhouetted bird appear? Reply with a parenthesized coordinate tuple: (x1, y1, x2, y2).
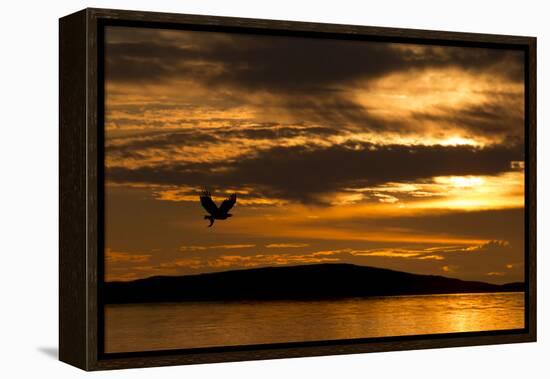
(200, 190, 237, 227)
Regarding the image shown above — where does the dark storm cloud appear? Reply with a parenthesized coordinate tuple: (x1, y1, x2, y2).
(105, 27, 524, 90)
(105, 27, 525, 142)
(411, 100, 524, 139)
(106, 125, 340, 160)
(106, 100, 244, 115)
(202, 40, 524, 92)
(106, 141, 523, 204)
(106, 130, 219, 156)
(227, 125, 339, 139)
(275, 95, 388, 131)
(105, 41, 205, 83)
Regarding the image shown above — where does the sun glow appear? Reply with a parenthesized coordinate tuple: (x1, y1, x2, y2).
(435, 175, 485, 188)
(440, 136, 481, 147)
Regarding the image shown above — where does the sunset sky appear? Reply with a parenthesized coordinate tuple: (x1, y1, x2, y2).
(103, 26, 525, 284)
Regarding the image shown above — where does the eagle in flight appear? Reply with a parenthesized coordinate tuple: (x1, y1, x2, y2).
(200, 190, 237, 227)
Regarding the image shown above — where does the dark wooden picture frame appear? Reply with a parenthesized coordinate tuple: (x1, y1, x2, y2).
(59, 7, 536, 371)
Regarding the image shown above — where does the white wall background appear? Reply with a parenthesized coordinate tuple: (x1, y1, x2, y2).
(0, 0, 547, 377)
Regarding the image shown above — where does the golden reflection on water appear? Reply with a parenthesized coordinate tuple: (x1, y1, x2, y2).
(105, 292, 524, 353)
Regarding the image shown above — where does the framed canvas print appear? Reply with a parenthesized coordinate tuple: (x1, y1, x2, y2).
(59, 8, 537, 371)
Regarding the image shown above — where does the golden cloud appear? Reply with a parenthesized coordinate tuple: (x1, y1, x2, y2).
(105, 248, 152, 263)
(265, 243, 310, 248)
(179, 244, 256, 251)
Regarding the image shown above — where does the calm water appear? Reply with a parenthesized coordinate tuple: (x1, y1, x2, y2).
(105, 292, 524, 353)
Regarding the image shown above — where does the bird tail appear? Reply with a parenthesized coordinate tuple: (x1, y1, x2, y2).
(204, 215, 214, 227)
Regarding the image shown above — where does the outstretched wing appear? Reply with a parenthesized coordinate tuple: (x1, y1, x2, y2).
(200, 190, 218, 215)
(219, 193, 237, 214)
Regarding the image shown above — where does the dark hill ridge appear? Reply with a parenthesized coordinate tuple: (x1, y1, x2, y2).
(104, 263, 524, 304)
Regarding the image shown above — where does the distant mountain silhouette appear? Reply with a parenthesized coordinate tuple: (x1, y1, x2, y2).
(104, 263, 524, 304)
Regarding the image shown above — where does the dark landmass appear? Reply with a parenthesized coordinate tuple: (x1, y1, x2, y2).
(104, 263, 524, 304)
